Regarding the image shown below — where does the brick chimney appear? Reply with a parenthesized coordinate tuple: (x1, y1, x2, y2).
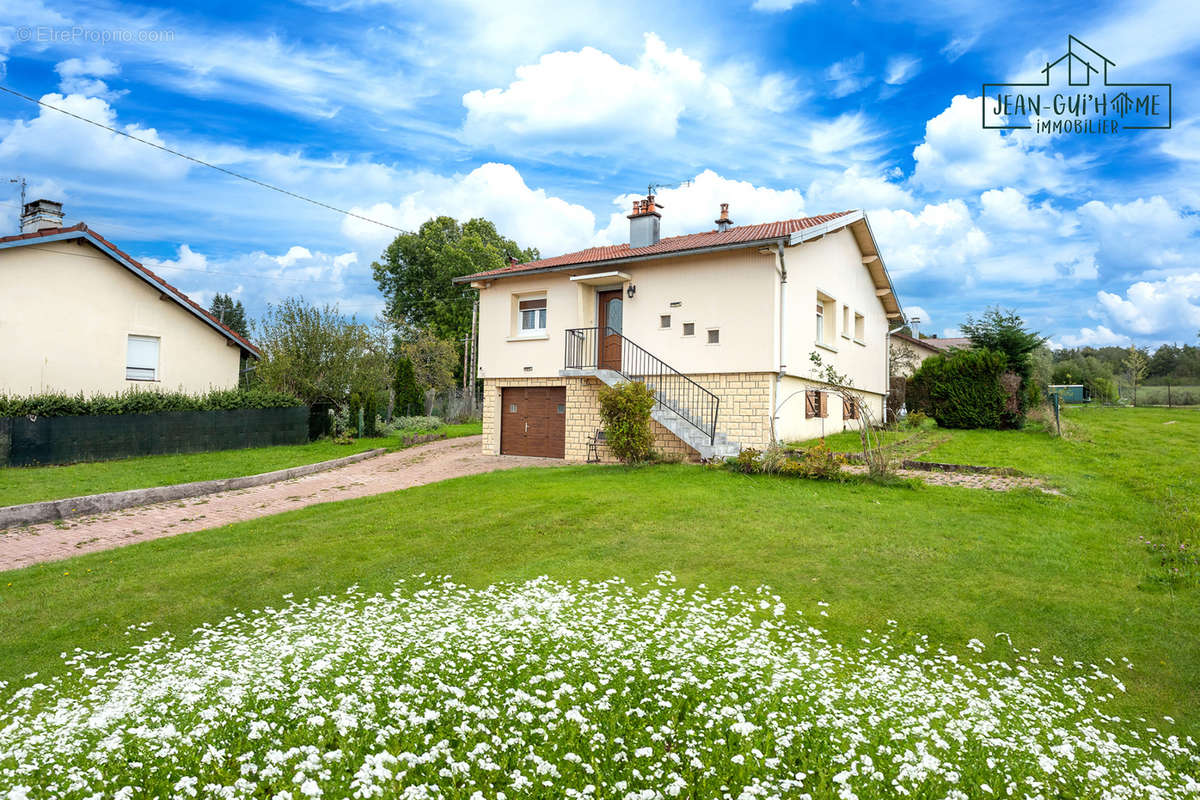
(20, 199, 64, 234)
(628, 194, 662, 249)
(715, 202, 732, 232)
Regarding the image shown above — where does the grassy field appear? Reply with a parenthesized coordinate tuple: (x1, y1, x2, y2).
(0, 421, 481, 507)
(0, 407, 1197, 733)
(1136, 384, 1200, 406)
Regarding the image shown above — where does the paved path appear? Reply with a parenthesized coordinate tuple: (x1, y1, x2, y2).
(0, 436, 560, 572)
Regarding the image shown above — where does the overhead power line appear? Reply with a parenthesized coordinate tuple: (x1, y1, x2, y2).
(0, 85, 404, 232)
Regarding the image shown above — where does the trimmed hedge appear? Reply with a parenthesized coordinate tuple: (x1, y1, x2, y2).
(0, 388, 302, 419)
(908, 349, 1018, 430)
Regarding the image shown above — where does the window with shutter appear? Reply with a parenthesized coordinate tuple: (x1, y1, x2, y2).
(819, 392, 828, 418)
(126, 335, 160, 381)
(517, 296, 547, 335)
(805, 390, 819, 419)
(843, 397, 858, 420)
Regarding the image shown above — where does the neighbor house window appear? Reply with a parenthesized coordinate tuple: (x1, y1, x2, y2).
(854, 312, 866, 342)
(682, 322, 695, 337)
(518, 296, 547, 335)
(660, 314, 671, 329)
(707, 328, 720, 344)
(126, 335, 160, 381)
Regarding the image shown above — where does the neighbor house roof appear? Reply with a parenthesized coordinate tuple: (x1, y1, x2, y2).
(453, 209, 904, 320)
(457, 212, 856, 281)
(922, 337, 972, 351)
(891, 332, 942, 355)
(0, 223, 259, 357)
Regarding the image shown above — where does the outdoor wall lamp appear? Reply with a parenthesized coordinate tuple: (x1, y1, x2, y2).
(626, 284, 636, 299)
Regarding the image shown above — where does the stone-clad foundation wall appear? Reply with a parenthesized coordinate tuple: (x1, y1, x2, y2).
(481, 373, 777, 463)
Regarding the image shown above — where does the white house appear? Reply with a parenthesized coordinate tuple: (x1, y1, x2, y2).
(455, 194, 905, 461)
(0, 200, 258, 396)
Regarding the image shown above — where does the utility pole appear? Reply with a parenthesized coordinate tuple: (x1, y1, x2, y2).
(469, 299, 478, 415)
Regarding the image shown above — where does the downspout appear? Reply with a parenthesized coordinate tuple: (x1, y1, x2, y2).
(771, 241, 787, 443)
(884, 322, 906, 422)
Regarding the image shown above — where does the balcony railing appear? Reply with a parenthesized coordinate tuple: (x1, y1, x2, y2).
(564, 326, 719, 444)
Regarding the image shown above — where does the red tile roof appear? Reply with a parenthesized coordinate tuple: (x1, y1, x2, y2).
(460, 211, 856, 281)
(0, 223, 259, 355)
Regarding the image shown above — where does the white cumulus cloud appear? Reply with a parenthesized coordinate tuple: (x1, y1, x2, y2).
(911, 95, 1077, 193)
(462, 33, 734, 149)
(1096, 273, 1200, 338)
(341, 163, 597, 257)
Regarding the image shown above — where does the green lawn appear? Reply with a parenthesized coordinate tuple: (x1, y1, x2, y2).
(0, 421, 481, 507)
(1, 408, 1197, 733)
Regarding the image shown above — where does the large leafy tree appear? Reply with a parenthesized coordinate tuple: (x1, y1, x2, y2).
(961, 307, 1045, 382)
(209, 293, 249, 338)
(253, 297, 390, 405)
(372, 217, 539, 343)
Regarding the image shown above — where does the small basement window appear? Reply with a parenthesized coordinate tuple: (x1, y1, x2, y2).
(518, 296, 547, 335)
(854, 312, 866, 341)
(660, 314, 671, 329)
(126, 334, 160, 381)
(707, 328, 720, 345)
(682, 322, 695, 337)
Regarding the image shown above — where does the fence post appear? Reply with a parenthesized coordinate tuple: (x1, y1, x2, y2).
(1053, 393, 1061, 437)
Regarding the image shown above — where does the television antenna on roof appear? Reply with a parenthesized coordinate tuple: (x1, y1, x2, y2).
(644, 179, 692, 207)
(8, 177, 25, 230)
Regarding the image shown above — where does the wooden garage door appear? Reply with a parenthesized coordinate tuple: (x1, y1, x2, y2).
(500, 387, 566, 458)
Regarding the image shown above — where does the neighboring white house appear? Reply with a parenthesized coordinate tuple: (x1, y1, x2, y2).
(0, 200, 258, 396)
(455, 195, 906, 462)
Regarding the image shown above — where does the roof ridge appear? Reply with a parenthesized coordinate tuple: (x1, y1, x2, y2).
(462, 210, 855, 281)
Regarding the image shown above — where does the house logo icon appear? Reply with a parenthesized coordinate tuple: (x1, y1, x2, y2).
(1041, 36, 1113, 86)
(982, 36, 1171, 134)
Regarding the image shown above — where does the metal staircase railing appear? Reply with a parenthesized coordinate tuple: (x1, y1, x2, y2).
(564, 327, 719, 444)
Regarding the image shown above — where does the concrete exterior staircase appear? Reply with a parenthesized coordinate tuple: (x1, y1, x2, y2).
(561, 367, 741, 460)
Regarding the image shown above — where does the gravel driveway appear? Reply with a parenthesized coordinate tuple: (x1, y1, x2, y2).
(0, 436, 561, 572)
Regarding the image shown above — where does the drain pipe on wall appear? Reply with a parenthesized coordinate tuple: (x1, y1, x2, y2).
(884, 321, 907, 423)
(771, 240, 788, 443)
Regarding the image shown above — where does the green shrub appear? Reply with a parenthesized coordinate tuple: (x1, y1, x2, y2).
(0, 388, 301, 418)
(792, 440, 844, 479)
(908, 348, 1015, 429)
(597, 381, 656, 463)
(726, 443, 844, 480)
(729, 448, 762, 474)
(392, 415, 444, 432)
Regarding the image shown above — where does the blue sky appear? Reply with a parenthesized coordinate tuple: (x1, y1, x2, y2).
(1, 0, 1199, 346)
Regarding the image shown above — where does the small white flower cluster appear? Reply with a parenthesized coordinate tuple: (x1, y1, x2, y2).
(1, 573, 1196, 799)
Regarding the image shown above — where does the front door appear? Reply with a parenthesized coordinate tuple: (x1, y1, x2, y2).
(598, 289, 623, 371)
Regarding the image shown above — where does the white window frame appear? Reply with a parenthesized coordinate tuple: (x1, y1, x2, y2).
(842, 305, 852, 339)
(514, 294, 548, 339)
(854, 312, 866, 344)
(126, 334, 160, 382)
(519, 307, 547, 334)
(815, 292, 837, 351)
